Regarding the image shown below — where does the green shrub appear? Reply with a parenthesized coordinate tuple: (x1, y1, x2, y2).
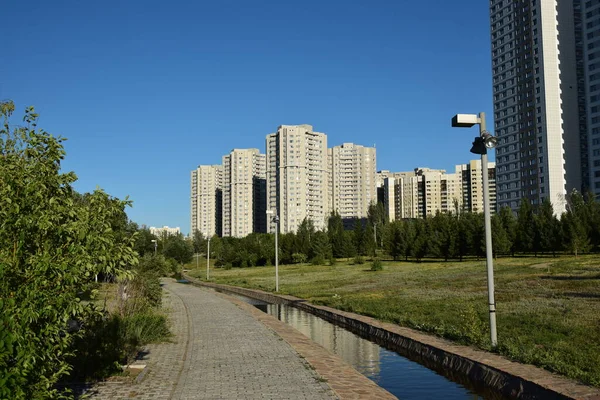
(120, 311, 170, 353)
(371, 258, 384, 271)
(67, 310, 171, 380)
(311, 255, 326, 266)
(67, 311, 123, 381)
(292, 253, 308, 264)
(353, 255, 365, 265)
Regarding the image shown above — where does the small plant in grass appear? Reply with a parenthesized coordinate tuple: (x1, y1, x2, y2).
(311, 255, 326, 266)
(459, 304, 486, 346)
(330, 293, 343, 307)
(353, 255, 365, 265)
(371, 258, 383, 271)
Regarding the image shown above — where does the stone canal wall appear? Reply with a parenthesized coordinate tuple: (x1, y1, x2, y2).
(184, 276, 600, 400)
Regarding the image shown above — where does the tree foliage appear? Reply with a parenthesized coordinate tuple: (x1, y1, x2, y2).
(162, 233, 194, 265)
(562, 190, 591, 257)
(0, 102, 137, 398)
(516, 199, 535, 253)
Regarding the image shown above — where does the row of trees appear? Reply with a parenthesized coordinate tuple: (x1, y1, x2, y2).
(191, 191, 600, 268)
(383, 192, 600, 262)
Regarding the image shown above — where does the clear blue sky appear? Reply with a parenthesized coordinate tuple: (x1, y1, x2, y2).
(2, 1, 493, 234)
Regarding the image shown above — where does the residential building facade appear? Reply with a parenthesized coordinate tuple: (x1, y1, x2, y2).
(266, 124, 328, 233)
(380, 161, 495, 221)
(328, 143, 377, 223)
(456, 160, 497, 213)
(149, 226, 181, 237)
(222, 148, 267, 237)
(190, 165, 223, 238)
(490, 0, 585, 213)
(582, 0, 600, 195)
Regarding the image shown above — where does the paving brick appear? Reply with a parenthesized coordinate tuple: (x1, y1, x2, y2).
(81, 279, 337, 399)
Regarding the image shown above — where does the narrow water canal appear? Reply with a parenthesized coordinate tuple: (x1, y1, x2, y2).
(221, 291, 509, 400)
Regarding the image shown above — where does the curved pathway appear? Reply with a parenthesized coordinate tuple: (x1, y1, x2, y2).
(82, 279, 338, 399)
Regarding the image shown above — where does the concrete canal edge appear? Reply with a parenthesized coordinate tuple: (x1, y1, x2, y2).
(183, 275, 600, 400)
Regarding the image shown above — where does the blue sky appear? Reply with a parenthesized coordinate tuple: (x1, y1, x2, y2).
(2, 1, 493, 234)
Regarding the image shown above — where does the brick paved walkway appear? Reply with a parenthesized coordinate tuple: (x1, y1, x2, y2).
(79, 279, 337, 399)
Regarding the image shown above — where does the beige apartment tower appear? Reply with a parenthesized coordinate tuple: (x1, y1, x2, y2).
(380, 166, 480, 221)
(329, 143, 376, 223)
(190, 165, 222, 238)
(222, 149, 267, 237)
(456, 160, 496, 214)
(266, 125, 328, 233)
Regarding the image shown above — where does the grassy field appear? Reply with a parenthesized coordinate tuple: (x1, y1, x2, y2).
(186, 255, 600, 387)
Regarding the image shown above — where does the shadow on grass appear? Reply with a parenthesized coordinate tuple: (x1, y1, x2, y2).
(563, 292, 600, 299)
(541, 275, 600, 281)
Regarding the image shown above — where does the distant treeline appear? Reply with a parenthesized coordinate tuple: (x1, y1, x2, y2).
(191, 191, 600, 268)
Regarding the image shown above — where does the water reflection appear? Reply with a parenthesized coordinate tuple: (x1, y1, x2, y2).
(259, 303, 381, 377)
(214, 290, 506, 399)
(260, 303, 488, 400)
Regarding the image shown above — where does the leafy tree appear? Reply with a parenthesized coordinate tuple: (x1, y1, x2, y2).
(411, 219, 430, 262)
(341, 230, 357, 259)
(208, 235, 223, 266)
(327, 211, 345, 258)
(491, 214, 510, 257)
(401, 219, 417, 261)
(134, 226, 158, 257)
(534, 198, 560, 255)
(296, 218, 315, 259)
(278, 232, 296, 265)
(310, 231, 331, 264)
(367, 202, 386, 249)
(562, 190, 591, 257)
(0, 102, 137, 399)
(162, 233, 194, 265)
(192, 229, 205, 254)
(457, 212, 475, 261)
(363, 223, 376, 258)
(383, 221, 404, 261)
(352, 219, 365, 256)
(430, 212, 457, 261)
(498, 206, 517, 256)
(472, 213, 486, 259)
(515, 199, 535, 254)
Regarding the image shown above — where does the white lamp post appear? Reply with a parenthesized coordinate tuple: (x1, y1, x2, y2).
(266, 210, 279, 292)
(151, 239, 157, 256)
(451, 112, 498, 348)
(206, 236, 211, 280)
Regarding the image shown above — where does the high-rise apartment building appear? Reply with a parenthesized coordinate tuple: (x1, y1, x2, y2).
(149, 226, 181, 238)
(266, 125, 328, 233)
(381, 171, 422, 221)
(329, 143, 377, 223)
(380, 168, 462, 221)
(190, 165, 222, 237)
(222, 149, 267, 237)
(380, 161, 496, 221)
(490, 0, 585, 213)
(582, 0, 600, 195)
(456, 160, 497, 213)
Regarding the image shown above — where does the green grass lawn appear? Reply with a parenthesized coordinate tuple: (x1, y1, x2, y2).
(186, 255, 600, 387)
